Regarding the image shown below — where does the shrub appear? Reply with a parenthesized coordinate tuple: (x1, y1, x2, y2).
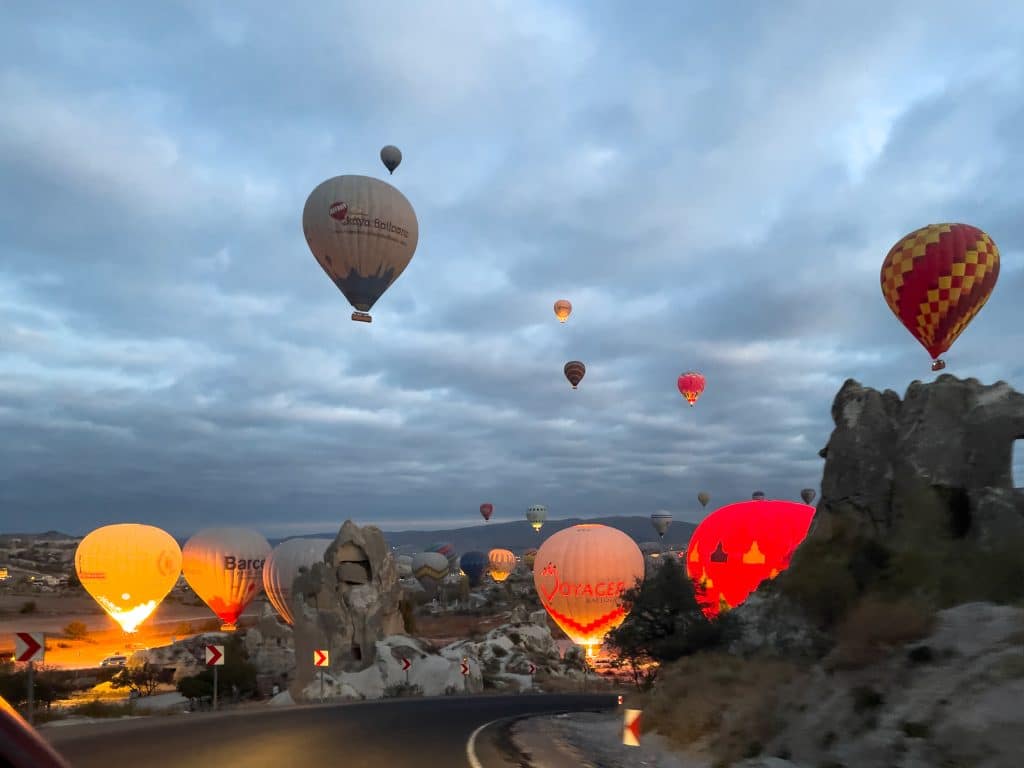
(384, 682, 423, 698)
(491, 645, 508, 658)
(19, 601, 36, 614)
(64, 621, 89, 640)
(829, 596, 934, 669)
(508, 632, 522, 646)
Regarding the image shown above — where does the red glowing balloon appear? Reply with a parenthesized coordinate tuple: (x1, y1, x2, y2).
(480, 503, 493, 521)
(677, 371, 705, 406)
(684, 499, 815, 618)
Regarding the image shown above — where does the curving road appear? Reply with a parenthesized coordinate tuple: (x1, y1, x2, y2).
(44, 693, 616, 768)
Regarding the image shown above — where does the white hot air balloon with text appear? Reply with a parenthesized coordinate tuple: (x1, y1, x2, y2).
(182, 527, 271, 631)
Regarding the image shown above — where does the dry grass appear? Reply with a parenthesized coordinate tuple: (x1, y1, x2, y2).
(643, 653, 802, 765)
(827, 596, 934, 670)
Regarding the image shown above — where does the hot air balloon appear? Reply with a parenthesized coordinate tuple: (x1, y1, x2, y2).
(412, 551, 448, 595)
(262, 538, 331, 626)
(677, 371, 706, 406)
(397, 554, 414, 578)
(800, 488, 816, 505)
(182, 528, 271, 631)
(881, 223, 1000, 371)
(302, 175, 419, 323)
(480, 503, 494, 522)
(74, 524, 182, 634)
(554, 299, 572, 323)
(752, 491, 766, 501)
(564, 361, 586, 389)
(526, 504, 548, 532)
(650, 511, 673, 539)
(380, 145, 402, 174)
(685, 499, 815, 618)
(522, 548, 538, 568)
(426, 542, 459, 576)
(534, 524, 644, 656)
(459, 551, 488, 588)
(488, 549, 516, 582)
(698, 492, 710, 508)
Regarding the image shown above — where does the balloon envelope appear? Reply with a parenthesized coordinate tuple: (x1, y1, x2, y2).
(650, 512, 673, 538)
(880, 223, 999, 370)
(522, 548, 538, 568)
(302, 175, 419, 321)
(480, 503, 494, 521)
(75, 524, 182, 633)
(533, 524, 645, 652)
(182, 528, 271, 631)
(426, 542, 459, 575)
(488, 549, 516, 582)
(698, 492, 710, 508)
(412, 551, 448, 593)
(262, 538, 331, 626)
(554, 299, 572, 322)
(380, 145, 402, 174)
(800, 488, 817, 505)
(685, 500, 815, 618)
(677, 371, 706, 406)
(459, 551, 488, 588)
(526, 504, 548, 532)
(564, 361, 586, 389)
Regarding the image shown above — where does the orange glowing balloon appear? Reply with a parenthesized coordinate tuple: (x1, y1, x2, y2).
(554, 299, 573, 323)
(74, 524, 182, 634)
(533, 524, 645, 653)
(488, 548, 516, 582)
(182, 527, 271, 631)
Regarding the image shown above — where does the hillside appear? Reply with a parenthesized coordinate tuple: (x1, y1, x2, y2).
(274, 515, 697, 553)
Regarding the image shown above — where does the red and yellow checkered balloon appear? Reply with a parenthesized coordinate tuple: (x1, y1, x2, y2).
(880, 223, 999, 370)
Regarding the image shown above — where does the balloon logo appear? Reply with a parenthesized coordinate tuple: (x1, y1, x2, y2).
(554, 299, 573, 323)
(677, 371, 706, 406)
(564, 361, 586, 389)
(880, 223, 1000, 371)
(75, 524, 182, 634)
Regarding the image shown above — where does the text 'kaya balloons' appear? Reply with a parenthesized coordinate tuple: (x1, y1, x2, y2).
(526, 504, 548, 532)
(488, 549, 516, 582)
(881, 223, 1000, 371)
(554, 299, 572, 323)
(685, 499, 815, 619)
(75, 524, 182, 633)
(303, 174, 419, 323)
(564, 361, 586, 389)
(262, 538, 331, 626)
(182, 528, 271, 631)
(534, 524, 645, 655)
(677, 371, 706, 406)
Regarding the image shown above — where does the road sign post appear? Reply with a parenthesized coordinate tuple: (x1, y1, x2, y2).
(528, 662, 536, 692)
(623, 708, 642, 747)
(461, 657, 469, 692)
(314, 649, 329, 700)
(14, 632, 44, 724)
(401, 656, 411, 685)
(205, 644, 224, 711)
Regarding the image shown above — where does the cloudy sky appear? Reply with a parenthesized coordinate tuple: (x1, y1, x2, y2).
(2, 1, 1022, 538)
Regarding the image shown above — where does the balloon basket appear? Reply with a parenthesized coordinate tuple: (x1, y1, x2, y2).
(351, 312, 372, 323)
(220, 622, 237, 632)
(931, 359, 946, 371)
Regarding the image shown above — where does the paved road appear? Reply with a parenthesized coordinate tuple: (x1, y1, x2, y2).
(44, 693, 617, 768)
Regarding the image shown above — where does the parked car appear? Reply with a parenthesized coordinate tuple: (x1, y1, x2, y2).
(100, 655, 127, 667)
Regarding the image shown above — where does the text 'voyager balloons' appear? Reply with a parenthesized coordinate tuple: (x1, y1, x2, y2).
(534, 524, 645, 655)
(488, 549, 516, 582)
(75, 524, 182, 634)
(182, 528, 271, 631)
(262, 538, 331, 626)
(554, 299, 573, 323)
(685, 499, 816, 619)
(564, 361, 586, 389)
(526, 504, 548, 532)
(880, 223, 1000, 371)
(677, 371, 706, 406)
(303, 174, 419, 323)
(459, 551, 488, 588)
(480, 503, 494, 522)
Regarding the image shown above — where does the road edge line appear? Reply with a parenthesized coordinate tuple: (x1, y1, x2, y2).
(466, 716, 501, 768)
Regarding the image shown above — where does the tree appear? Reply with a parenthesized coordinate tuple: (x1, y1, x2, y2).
(63, 621, 89, 640)
(605, 558, 737, 689)
(110, 663, 170, 697)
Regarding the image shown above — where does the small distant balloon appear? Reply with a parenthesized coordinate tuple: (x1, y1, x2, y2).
(800, 488, 816, 505)
(677, 371, 706, 407)
(650, 511, 673, 539)
(380, 145, 402, 174)
(480, 503, 494, 522)
(526, 504, 548, 532)
(564, 361, 586, 389)
(554, 299, 573, 323)
(697, 492, 710, 508)
(752, 491, 766, 501)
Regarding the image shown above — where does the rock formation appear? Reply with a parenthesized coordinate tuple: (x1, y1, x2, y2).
(289, 520, 405, 698)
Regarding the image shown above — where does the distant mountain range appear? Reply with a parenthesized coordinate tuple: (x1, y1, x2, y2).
(272, 515, 698, 553)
